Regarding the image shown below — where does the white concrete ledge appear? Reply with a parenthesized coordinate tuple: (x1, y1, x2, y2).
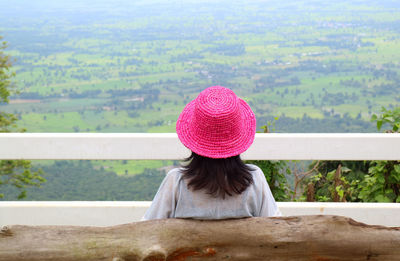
(1, 202, 399, 227)
(279, 202, 400, 227)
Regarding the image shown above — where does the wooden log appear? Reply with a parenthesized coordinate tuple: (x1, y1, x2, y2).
(1, 215, 399, 261)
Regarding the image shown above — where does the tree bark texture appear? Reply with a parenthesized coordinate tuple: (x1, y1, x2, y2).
(1, 215, 399, 261)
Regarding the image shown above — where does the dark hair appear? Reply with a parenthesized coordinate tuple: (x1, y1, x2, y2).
(181, 152, 254, 199)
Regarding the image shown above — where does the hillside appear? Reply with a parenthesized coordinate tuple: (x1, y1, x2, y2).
(0, 0, 398, 134)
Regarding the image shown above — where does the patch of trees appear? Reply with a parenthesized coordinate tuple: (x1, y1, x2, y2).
(106, 88, 160, 98)
(10, 92, 60, 99)
(296, 60, 351, 74)
(0, 160, 166, 201)
(206, 44, 245, 56)
(375, 69, 398, 81)
(320, 91, 358, 106)
(123, 58, 143, 66)
(169, 53, 204, 63)
(105, 88, 160, 109)
(303, 36, 374, 52)
(69, 89, 102, 98)
(118, 71, 142, 77)
(15, 43, 76, 57)
(373, 83, 400, 96)
(340, 79, 363, 88)
(254, 75, 301, 93)
(70, 72, 92, 81)
(257, 114, 376, 133)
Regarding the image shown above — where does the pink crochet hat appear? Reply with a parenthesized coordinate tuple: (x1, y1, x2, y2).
(176, 86, 256, 159)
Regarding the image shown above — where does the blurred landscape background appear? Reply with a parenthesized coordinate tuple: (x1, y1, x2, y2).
(0, 0, 399, 201)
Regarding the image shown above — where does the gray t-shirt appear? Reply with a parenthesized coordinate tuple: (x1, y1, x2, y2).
(142, 164, 282, 220)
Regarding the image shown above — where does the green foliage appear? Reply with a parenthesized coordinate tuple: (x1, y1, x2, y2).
(0, 160, 45, 199)
(0, 37, 23, 133)
(304, 106, 400, 202)
(371, 107, 400, 132)
(0, 36, 45, 199)
(260, 116, 279, 133)
(0, 37, 14, 104)
(0, 111, 21, 133)
(360, 106, 400, 202)
(305, 165, 360, 202)
(358, 161, 400, 203)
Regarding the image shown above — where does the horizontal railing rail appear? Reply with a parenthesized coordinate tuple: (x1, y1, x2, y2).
(1, 133, 400, 160)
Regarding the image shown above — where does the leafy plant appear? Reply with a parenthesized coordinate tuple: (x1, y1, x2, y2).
(358, 161, 400, 203)
(303, 106, 400, 203)
(260, 116, 280, 133)
(371, 106, 400, 132)
(0, 36, 45, 199)
(0, 160, 45, 199)
(304, 164, 360, 202)
(358, 106, 400, 202)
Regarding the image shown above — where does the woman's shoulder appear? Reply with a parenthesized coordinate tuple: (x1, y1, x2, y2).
(245, 163, 263, 174)
(245, 164, 265, 180)
(165, 167, 184, 180)
(156, 168, 184, 191)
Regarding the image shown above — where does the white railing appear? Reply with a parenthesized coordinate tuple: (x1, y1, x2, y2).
(1, 201, 400, 227)
(0, 133, 400, 227)
(1, 133, 400, 160)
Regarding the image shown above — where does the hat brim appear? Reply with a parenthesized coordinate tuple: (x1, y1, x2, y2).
(176, 98, 256, 159)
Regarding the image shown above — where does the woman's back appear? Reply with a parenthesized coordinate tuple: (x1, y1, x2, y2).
(142, 164, 281, 220)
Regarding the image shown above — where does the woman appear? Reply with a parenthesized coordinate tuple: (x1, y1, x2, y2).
(142, 86, 281, 220)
